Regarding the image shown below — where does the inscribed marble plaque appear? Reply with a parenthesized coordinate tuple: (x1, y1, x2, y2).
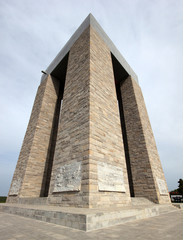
(157, 178, 168, 195)
(98, 162, 126, 192)
(53, 162, 81, 192)
(9, 179, 21, 196)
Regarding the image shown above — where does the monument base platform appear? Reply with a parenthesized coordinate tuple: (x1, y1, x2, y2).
(173, 203, 183, 209)
(0, 199, 179, 231)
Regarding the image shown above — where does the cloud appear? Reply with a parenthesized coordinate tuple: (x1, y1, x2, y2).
(0, 0, 183, 195)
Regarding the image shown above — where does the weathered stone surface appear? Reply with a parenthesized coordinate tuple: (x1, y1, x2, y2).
(120, 76, 170, 204)
(48, 26, 131, 207)
(156, 178, 168, 195)
(9, 179, 21, 196)
(0, 201, 179, 232)
(7, 75, 60, 201)
(48, 27, 90, 207)
(98, 162, 126, 192)
(88, 26, 131, 207)
(53, 162, 81, 192)
(7, 15, 170, 208)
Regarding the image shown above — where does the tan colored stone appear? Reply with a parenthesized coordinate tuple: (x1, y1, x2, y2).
(120, 76, 170, 204)
(48, 26, 131, 207)
(7, 75, 60, 201)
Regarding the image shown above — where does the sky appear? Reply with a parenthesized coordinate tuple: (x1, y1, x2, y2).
(0, 0, 183, 196)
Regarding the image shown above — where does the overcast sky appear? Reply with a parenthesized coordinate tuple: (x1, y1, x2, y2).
(0, 0, 183, 196)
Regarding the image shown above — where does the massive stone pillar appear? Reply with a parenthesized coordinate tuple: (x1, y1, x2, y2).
(120, 76, 170, 204)
(7, 14, 170, 207)
(48, 26, 131, 208)
(7, 75, 60, 202)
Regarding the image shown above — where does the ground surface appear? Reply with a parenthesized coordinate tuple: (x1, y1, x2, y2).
(0, 210, 182, 240)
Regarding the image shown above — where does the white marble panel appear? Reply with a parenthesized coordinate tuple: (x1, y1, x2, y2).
(98, 162, 126, 192)
(157, 178, 168, 195)
(53, 162, 81, 192)
(9, 179, 21, 196)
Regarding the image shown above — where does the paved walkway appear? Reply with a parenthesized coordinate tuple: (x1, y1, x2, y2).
(0, 210, 182, 240)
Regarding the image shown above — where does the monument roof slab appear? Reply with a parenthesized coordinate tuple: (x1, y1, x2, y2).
(41, 14, 138, 84)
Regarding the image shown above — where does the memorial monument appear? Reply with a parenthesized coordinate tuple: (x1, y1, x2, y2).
(4, 14, 173, 230)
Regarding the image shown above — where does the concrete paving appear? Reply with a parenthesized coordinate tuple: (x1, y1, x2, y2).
(0, 210, 182, 240)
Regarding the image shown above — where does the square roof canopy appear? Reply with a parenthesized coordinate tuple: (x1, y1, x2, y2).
(41, 14, 138, 85)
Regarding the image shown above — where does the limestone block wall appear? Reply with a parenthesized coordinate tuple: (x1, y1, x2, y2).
(7, 19, 169, 207)
(48, 27, 90, 207)
(120, 76, 170, 204)
(7, 75, 60, 201)
(88, 27, 131, 207)
(48, 26, 131, 208)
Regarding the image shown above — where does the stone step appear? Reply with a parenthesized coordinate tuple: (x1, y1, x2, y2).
(18, 197, 48, 205)
(157, 204, 178, 214)
(173, 203, 183, 209)
(0, 203, 179, 231)
(131, 197, 154, 206)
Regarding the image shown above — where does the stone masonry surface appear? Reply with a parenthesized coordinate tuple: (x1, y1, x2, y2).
(7, 16, 170, 208)
(0, 201, 179, 231)
(88, 26, 130, 207)
(8, 75, 60, 201)
(48, 27, 91, 207)
(48, 26, 131, 208)
(120, 76, 170, 204)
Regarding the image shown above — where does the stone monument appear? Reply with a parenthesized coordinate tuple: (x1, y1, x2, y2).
(7, 14, 170, 209)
